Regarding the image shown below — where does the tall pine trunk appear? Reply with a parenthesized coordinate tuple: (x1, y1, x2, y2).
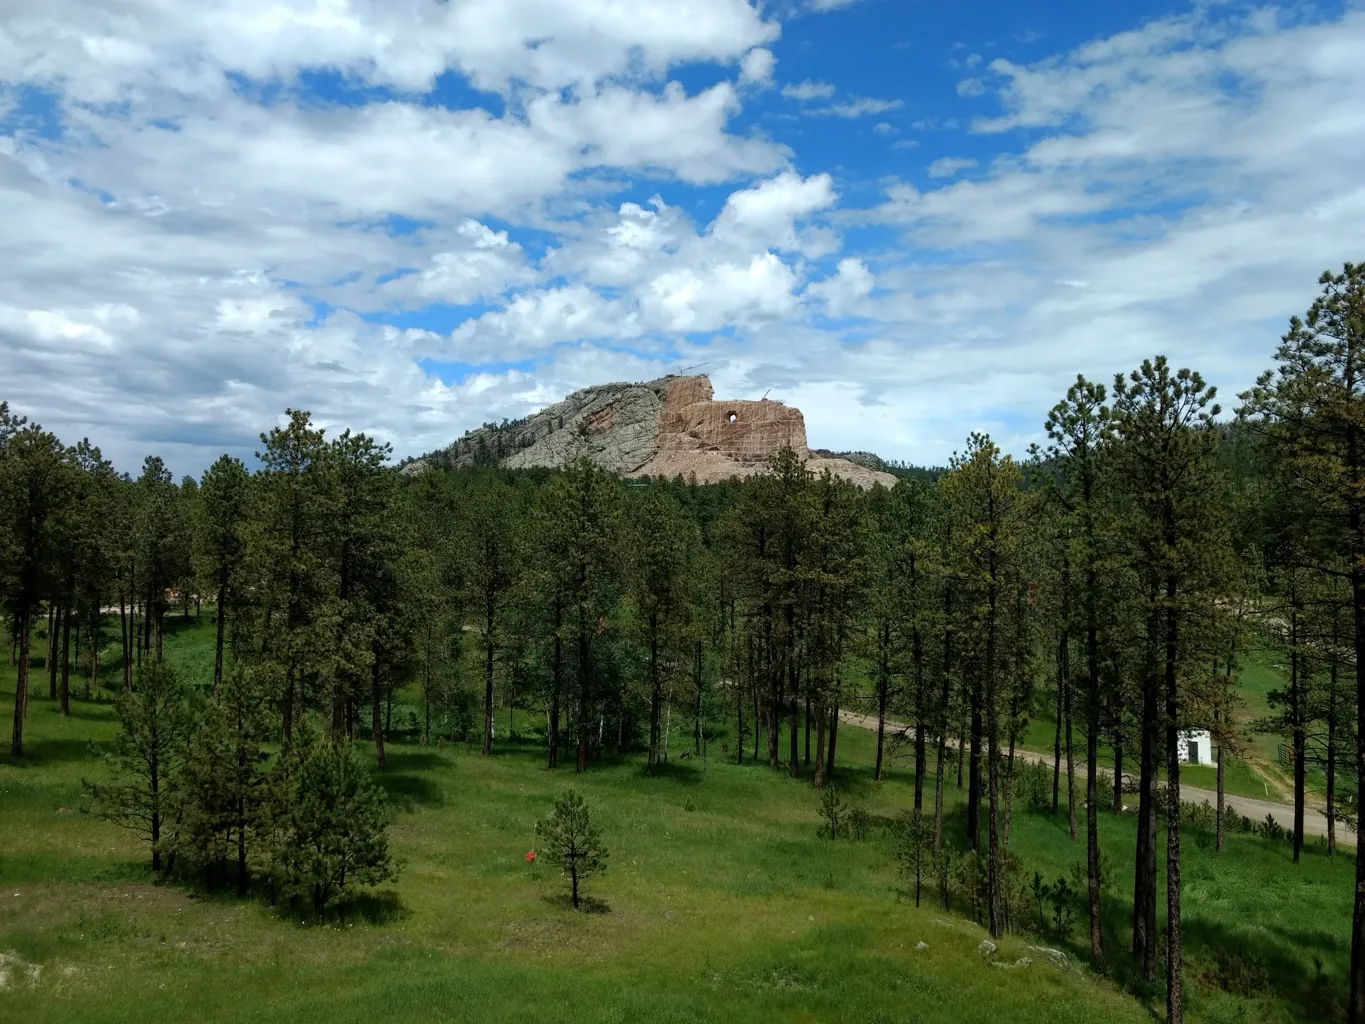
(826, 700, 839, 780)
(694, 639, 703, 755)
(119, 587, 131, 691)
(213, 580, 227, 702)
(913, 616, 926, 810)
(875, 621, 890, 781)
(1328, 664, 1339, 856)
(1053, 654, 1063, 814)
(1350, 524, 1365, 1023)
(1290, 607, 1306, 863)
(985, 579, 1004, 939)
(967, 688, 983, 850)
(483, 593, 497, 757)
(576, 604, 590, 774)
(1133, 605, 1159, 982)
(788, 654, 799, 778)
(59, 596, 72, 716)
(804, 695, 811, 766)
(935, 579, 954, 856)
(1113, 737, 1124, 814)
(45, 605, 56, 695)
(1084, 556, 1105, 969)
(767, 619, 779, 770)
(372, 659, 387, 771)
(10, 611, 31, 757)
(647, 618, 662, 773)
(1216, 706, 1226, 853)
(1164, 572, 1184, 1024)
(814, 702, 827, 788)
(548, 602, 562, 769)
(1065, 659, 1076, 841)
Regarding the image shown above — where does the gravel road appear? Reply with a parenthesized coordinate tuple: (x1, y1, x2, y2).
(838, 709, 1353, 840)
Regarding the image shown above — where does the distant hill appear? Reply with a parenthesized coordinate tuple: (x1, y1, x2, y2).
(404, 374, 899, 489)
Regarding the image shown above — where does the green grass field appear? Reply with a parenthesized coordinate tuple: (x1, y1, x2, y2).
(0, 618, 1354, 1022)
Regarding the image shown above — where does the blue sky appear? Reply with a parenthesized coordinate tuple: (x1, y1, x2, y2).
(1, 0, 1362, 475)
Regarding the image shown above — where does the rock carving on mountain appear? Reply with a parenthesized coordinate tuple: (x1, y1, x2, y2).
(405, 374, 897, 489)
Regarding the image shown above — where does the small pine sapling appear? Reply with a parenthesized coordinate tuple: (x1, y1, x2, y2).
(83, 662, 194, 872)
(895, 810, 934, 906)
(536, 789, 608, 910)
(817, 783, 846, 839)
(1030, 872, 1050, 934)
(1050, 876, 1076, 941)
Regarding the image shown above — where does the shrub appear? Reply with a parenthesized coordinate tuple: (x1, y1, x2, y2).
(1013, 759, 1051, 810)
(1068, 849, 1118, 901)
(1196, 945, 1272, 997)
(847, 805, 873, 841)
(1256, 814, 1286, 842)
(1181, 799, 1217, 832)
(439, 685, 478, 741)
(954, 850, 989, 926)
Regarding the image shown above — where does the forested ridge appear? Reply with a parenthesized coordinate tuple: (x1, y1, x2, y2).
(3, 263, 1365, 1022)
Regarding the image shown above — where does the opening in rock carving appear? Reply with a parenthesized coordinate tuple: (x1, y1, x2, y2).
(727, 411, 737, 424)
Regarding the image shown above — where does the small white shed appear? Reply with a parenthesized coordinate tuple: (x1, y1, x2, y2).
(1177, 729, 1213, 766)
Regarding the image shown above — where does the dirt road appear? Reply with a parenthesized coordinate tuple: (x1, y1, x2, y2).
(838, 709, 1352, 840)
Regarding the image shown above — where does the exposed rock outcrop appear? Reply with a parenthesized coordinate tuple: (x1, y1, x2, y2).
(405, 374, 896, 489)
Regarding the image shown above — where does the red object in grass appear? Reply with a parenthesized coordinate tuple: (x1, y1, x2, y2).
(525, 850, 536, 863)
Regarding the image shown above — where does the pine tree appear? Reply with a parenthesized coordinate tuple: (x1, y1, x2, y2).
(940, 432, 1034, 939)
(537, 460, 621, 773)
(802, 471, 863, 787)
(252, 410, 329, 745)
(896, 809, 934, 907)
(536, 788, 607, 910)
(462, 476, 520, 756)
(84, 661, 194, 871)
(196, 455, 251, 700)
(1112, 356, 1225, 1023)
(1240, 269, 1365, 1009)
(1041, 374, 1112, 970)
(133, 456, 189, 664)
(627, 487, 699, 774)
(1, 424, 71, 757)
(265, 717, 395, 912)
(178, 665, 273, 893)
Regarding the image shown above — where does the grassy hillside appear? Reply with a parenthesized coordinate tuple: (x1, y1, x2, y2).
(0, 618, 1353, 1023)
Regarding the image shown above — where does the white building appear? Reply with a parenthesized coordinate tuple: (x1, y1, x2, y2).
(1177, 729, 1213, 766)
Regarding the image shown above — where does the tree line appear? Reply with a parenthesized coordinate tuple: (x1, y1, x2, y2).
(3, 263, 1364, 1023)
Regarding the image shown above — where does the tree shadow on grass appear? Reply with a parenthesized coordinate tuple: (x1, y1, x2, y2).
(53, 703, 121, 725)
(321, 889, 408, 926)
(6, 737, 102, 767)
(1180, 918, 1347, 1022)
(641, 760, 705, 786)
(375, 772, 444, 810)
(270, 889, 409, 927)
(541, 892, 611, 915)
(823, 765, 879, 801)
(382, 749, 447, 773)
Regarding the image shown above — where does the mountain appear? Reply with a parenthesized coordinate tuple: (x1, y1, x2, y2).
(404, 374, 897, 489)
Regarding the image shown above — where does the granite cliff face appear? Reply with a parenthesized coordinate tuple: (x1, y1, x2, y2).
(406, 374, 895, 489)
